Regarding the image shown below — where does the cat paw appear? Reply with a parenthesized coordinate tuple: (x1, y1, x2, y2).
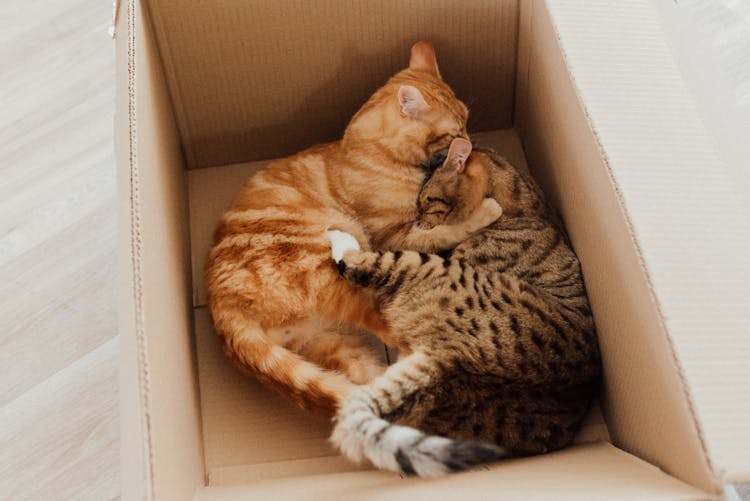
(473, 198, 503, 228)
(326, 230, 361, 262)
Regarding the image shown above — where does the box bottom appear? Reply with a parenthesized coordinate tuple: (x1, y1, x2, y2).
(188, 129, 614, 488)
(192, 442, 706, 500)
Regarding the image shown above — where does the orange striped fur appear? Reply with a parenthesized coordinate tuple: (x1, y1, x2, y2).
(205, 42, 499, 418)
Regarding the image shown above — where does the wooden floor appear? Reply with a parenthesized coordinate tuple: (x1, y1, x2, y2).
(0, 0, 119, 499)
(0, 1, 746, 500)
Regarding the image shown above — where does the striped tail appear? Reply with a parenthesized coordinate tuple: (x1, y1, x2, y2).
(331, 353, 508, 477)
(213, 309, 355, 418)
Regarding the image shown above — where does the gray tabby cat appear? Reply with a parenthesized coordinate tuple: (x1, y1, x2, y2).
(326, 138, 601, 477)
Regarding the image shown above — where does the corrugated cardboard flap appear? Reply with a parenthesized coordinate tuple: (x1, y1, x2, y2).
(117, 1, 205, 500)
(544, 0, 750, 483)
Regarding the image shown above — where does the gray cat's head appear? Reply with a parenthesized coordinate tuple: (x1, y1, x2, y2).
(417, 138, 490, 229)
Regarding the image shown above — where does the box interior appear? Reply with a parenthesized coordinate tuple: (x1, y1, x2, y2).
(188, 130, 611, 484)
(119, 0, 738, 498)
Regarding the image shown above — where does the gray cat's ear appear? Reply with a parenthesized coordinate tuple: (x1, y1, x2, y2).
(397, 85, 429, 119)
(446, 138, 472, 174)
(409, 40, 441, 78)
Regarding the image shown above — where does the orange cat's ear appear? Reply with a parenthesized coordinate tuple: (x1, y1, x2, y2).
(409, 40, 441, 78)
(446, 138, 472, 174)
(397, 85, 429, 119)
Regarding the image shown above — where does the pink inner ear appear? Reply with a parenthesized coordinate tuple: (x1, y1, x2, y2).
(397, 85, 427, 118)
(448, 138, 472, 173)
(409, 41, 441, 77)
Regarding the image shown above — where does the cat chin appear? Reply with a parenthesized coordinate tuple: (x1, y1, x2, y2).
(326, 230, 360, 262)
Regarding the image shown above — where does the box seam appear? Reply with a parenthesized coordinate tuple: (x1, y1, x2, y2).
(540, 0, 720, 491)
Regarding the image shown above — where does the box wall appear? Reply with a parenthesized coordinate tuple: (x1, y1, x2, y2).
(118, 1, 205, 499)
(546, 0, 750, 484)
(145, 0, 520, 168)
(651, 0, 750, 482)
(515, 0, 721, 492)
(652, 0, 750, 226)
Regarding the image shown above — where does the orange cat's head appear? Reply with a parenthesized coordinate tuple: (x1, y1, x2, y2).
(343, 41, 469, 166)
(417, 138, 491, 229)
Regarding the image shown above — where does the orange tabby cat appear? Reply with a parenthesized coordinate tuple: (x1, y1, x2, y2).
(205, 42, 502, 418)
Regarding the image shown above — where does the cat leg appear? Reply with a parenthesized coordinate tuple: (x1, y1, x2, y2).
(300, 325, 386, 384)
(328, 229, 360, 261)
(332, 351, 507, 477)
(328, 230, 447, 352)
(268, 317, 386, 385)
(325, 230, 408, 347)
(211, 306, 356, 418)
(328, 233, 396, 291)
(328, 231, 429, 295)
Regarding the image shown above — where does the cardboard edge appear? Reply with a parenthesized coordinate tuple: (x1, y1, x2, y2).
(119, 1, 207, 499)
(650, 0, 750, 481)
(117, 0, 154, 499)
(536, 0, 721, 491)
(190, 442, 713, 500)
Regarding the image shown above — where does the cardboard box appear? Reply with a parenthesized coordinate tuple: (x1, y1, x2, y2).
(116, 0, 750, 499)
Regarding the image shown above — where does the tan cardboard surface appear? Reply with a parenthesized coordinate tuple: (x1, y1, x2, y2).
(652, 0, 750, 482)
(544, 0, 750, 484)
(208, 456, 371, 486)
(144, 0, 519, 168)
(116, 4, 146, 499)
(118, 1, 204, 499)
(513, 0, 745, 491)
(192, 442, 708, 500)
(188, 129, 531, 308)
(653, 0, 750, 227)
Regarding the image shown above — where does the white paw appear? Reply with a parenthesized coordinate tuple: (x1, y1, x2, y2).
(326, 230, 361, 262)
(469, 198, 503, 232)
(481, 197, 503, 219)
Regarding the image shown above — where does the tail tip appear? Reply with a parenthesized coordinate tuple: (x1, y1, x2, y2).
(442, 440, 508, 473)
(395, 439, 508, 478)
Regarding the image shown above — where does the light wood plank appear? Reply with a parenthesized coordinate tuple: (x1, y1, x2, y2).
(0, 0, 119, 498)
(0, 338, 119, 501)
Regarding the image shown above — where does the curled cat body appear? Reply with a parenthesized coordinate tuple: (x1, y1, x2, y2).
(205, 42, 502, 418)
(328, 139, 601, 476)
